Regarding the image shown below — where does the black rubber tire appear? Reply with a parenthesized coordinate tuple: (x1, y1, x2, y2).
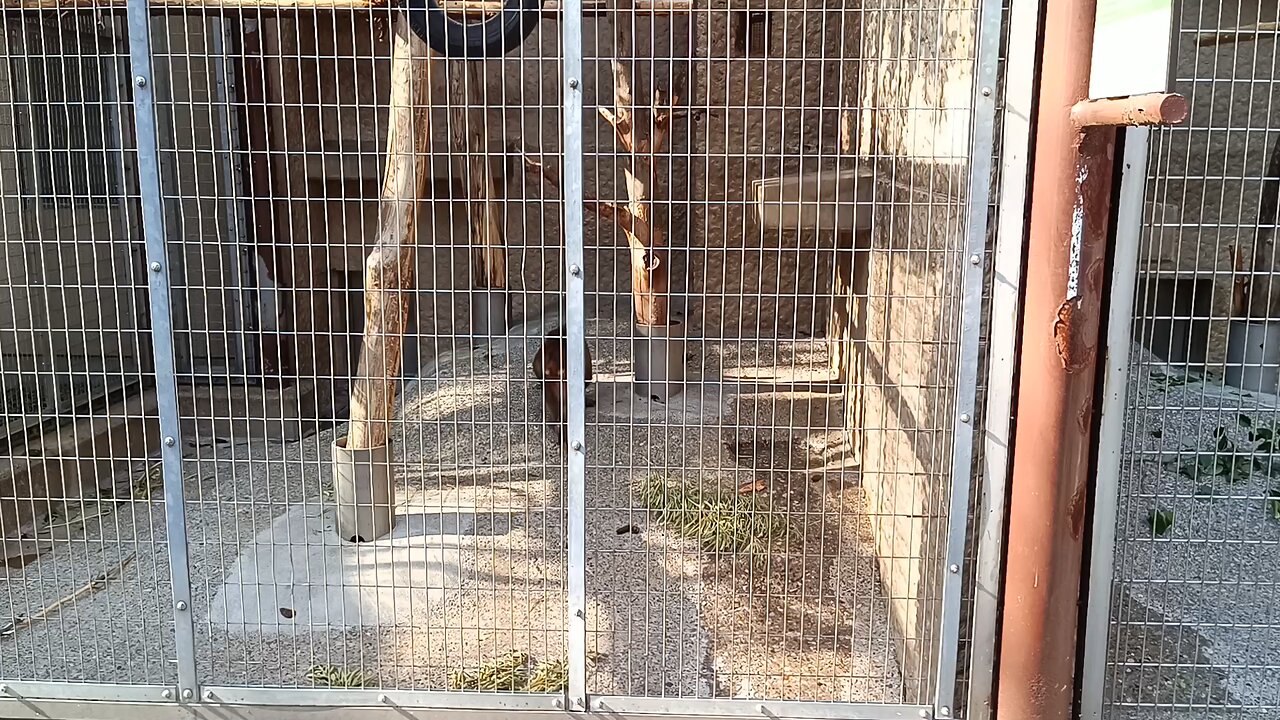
(405, 0, 543, 59)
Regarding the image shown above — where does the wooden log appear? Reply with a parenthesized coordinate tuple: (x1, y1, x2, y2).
(599, 0, 672, 327)
(347, 12, 433, 451)
(446, 62, 507, 290)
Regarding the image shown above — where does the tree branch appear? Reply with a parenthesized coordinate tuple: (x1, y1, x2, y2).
(522, 153, 632, 233)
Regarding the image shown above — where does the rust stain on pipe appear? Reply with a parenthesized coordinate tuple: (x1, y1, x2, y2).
(1052, 300, 1078, 369)
(1069, 479, 1089, 539)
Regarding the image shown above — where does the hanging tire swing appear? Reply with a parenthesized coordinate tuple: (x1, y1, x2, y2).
(406, 0, 544, 59)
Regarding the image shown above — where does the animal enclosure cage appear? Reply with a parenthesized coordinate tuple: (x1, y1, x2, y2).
(1083, 2, 1280, 719)
(0, 0, 1005, 718)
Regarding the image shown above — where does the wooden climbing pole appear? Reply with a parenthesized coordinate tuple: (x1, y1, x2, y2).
(347, 13, 434, 450)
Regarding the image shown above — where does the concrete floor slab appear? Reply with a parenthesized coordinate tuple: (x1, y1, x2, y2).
(204, 506, 472, 635)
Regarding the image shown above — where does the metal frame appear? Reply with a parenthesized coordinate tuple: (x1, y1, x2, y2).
(0, 0, 1006, 715)
(933, 0, 1006, 713)
(1077, 127, 1151, 720)
(560, 0, 587, 710)
(0, 698, 941, 720)
(964, 0, 1041, 715)
(125, 0, 199, 699)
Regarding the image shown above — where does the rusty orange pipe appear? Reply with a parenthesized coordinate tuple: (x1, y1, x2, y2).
(997, 0, 1117, 717)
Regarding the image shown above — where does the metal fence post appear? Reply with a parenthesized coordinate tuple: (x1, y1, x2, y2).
(560, 0, 587, 710)
(934, 0, 1004, 713)
(125, 0, 200, 700)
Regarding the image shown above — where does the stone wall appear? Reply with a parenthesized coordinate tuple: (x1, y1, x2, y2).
(848, 0, 978, 703)
(1138, 1, 1280, 366)
(248, 2, 855, 374)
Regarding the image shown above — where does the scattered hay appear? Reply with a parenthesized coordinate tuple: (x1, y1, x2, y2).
(448, 650, 530, 691)
(447, 651, 569, 693)
(524, 658, 569, 693)
(637, 474, 788, 554)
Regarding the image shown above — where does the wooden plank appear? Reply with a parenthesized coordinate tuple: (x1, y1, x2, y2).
(447, 62, 507, 290)
(346, 12, 433, 451)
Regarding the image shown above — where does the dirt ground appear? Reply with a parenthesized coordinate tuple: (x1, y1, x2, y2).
(0, 314, 902, 703)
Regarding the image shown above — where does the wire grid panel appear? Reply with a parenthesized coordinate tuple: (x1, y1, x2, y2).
(0, 7, 177, 687)
(150, 7, 580, 694)
(0, 0, 999, 713)
(1099, 3, 1280, 718)
(574, 0, 992, 711)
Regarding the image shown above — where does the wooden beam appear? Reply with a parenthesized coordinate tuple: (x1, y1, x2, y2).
(447, 62, 508, 291)
(1197, 21, 1280, 47)
(1070, 92, 1189, 128)
(347, 12, 433, 451)
(2, 0, 691, 13)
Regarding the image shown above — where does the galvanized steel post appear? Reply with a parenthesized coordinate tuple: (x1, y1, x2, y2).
(125, 0, 200, 699)
(933, 0, 1005, 714)
(560, 0, 588, 711)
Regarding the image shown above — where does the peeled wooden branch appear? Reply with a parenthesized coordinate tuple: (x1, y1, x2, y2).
(522, 155, 628, 229)
(348, 13, 433, 451)
(604, 18, 671, 328)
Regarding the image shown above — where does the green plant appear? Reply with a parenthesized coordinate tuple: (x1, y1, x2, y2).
(1148, 508, 1175, 537)
(1149, 369, 1198, 391)
(524, 658, 569, 693)
(1243, 414, 1278, 454)
(306, 665, 374, 688)
(449, 650, 530, 691)
(636, 474, 788, 554)
(1165, 424, 1273, 485)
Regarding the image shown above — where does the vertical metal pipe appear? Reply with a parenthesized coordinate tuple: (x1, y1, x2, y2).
(125, 0, 200, 698)
(560, 0, 588, 710)
(997, 0, 1117, 716)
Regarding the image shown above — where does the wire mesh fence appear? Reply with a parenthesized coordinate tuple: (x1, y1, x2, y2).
(0, 0, 1002, 715)
(1092, 3, 1280, 719)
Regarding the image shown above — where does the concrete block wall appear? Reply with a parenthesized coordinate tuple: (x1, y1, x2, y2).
(1138, 1, 1280, 366)
(251, 2, 856, 369)
(847, 0, 977, 703)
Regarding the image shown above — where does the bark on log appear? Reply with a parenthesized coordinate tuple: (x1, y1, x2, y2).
(347, 12, 433, 450)
(447, 62, 508, 290)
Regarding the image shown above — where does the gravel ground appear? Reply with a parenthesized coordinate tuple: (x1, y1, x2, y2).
(1105, 344, 1280, 718)
(0, 314, 901, 703)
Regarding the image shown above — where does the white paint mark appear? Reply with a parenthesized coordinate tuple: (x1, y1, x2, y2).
(1067, 164, 1089, 301)
(255, 253, 278, 334)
